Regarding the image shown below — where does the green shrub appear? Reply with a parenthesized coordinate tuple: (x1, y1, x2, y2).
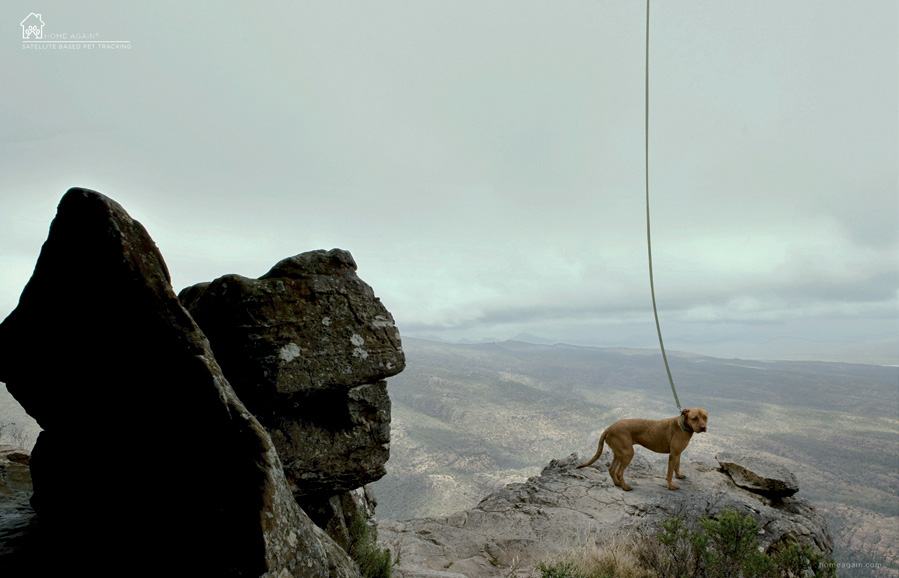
(654, 515, 707, 577)
(651, 509, 835, 578)
(348, 517, 392, 578)
(542, 509, 835, 578)
(771, 542, 836, 578)
(698, 509, 768, 578)
(537, 560, 584, 578)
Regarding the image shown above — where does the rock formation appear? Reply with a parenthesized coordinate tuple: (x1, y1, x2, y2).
(381, 453, 832, 578)
(0, 187, 835, 578)
(0, 189, 360, 576)
(180, 248, 404, 550)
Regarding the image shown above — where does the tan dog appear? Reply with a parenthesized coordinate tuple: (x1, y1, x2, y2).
(577, 408, 709, 491)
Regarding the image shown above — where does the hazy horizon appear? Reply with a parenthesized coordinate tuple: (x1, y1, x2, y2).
(2, 1, 896, 364)
(399, 334, 898, 366)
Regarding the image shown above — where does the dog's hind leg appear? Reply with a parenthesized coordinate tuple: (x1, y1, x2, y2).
(608, 454, 621, 486)
(617, 449, 634, 491)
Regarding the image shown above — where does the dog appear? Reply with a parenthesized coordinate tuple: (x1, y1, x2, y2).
(577, 408, 708, 491)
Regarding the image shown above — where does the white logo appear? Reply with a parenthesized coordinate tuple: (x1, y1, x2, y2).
(20, 12, 45, 40)
(19, 13, 131, 51)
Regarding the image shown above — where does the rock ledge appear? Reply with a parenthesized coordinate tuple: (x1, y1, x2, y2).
(380, 453, 830, 578)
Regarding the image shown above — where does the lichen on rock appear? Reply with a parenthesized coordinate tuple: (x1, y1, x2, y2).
(180, 247, 406, 550)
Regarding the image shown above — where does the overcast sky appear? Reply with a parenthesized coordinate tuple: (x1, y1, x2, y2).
(2, 1, 896, 364)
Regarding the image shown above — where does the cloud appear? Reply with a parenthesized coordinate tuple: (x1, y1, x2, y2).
(0, 0, 896, 363)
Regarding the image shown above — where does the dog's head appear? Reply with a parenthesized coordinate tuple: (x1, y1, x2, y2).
(681, 407, 709, 433)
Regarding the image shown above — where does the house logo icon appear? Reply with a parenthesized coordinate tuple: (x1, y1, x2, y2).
(20, 13, 45, 40)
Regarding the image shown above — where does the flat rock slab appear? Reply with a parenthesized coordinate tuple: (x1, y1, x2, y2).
(716, 452, 799, 498)
(380, 453, 830, 578)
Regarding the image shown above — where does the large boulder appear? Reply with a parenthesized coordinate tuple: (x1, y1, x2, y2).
(179, 249, 404, 404)
(716, 452, 800, 498)
(0, 189, 360, 576)
(381, 453, 831, 577)
(180, 249, 404, 498)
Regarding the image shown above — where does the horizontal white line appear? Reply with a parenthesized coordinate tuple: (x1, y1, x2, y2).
(22, 40, 131, 43)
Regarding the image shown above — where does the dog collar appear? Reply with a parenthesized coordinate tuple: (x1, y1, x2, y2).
(678, 415, 693, 433)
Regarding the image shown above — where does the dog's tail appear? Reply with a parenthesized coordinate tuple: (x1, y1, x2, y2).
(577, 430, 607, 469)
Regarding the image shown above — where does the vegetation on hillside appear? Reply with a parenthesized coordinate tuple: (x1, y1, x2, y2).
(537, 509, 835, 578)
(348, 516, 393, 578)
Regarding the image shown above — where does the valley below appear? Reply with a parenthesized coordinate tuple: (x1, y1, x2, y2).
(371, 338, 899, 577)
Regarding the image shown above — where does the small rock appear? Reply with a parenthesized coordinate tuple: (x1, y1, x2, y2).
(5, 451, 30, 466)
(0, 446, 33, 495)
(716, 452, 799, 498)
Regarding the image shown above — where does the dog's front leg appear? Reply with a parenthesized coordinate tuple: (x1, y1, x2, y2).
(674, 454, 686, 479)
(666, 453, 680, 490)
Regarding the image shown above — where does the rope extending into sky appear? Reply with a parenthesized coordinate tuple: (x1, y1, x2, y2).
(644, 0, 683, 413)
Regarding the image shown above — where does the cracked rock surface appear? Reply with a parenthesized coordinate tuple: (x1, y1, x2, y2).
(181, 248, 405, 553)
(180, 249, 404, 498)
(380, 453, 831, 578)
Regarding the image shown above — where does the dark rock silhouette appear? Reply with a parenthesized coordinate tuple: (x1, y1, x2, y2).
(0, 189, 359, 576)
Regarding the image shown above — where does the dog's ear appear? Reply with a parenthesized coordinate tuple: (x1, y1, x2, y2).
(680, 408, 689, 416)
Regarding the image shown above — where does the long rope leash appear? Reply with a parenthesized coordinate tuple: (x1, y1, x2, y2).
(644, 0, 683, 413)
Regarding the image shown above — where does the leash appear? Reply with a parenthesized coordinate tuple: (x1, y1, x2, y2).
(644, 0, 683, 414)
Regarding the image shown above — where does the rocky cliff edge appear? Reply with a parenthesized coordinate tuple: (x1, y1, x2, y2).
(380, 452, 831, 578)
